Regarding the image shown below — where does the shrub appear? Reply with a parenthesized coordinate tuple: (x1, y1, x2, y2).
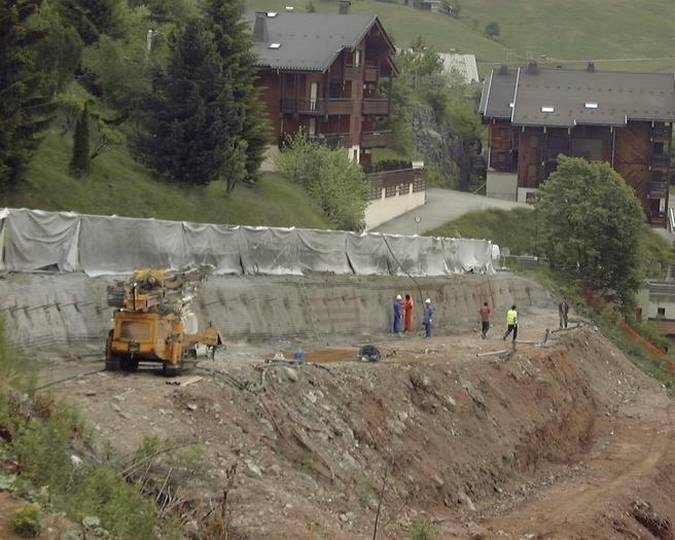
(276, 134, 369, 231)
(10, 505, 42, 538)
(409, 516, 437, 540)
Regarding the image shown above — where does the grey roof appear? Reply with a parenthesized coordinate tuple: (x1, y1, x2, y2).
(247, 13, 390, 72)
(479, 68, 517, 119)
(481, 66, 675, 127)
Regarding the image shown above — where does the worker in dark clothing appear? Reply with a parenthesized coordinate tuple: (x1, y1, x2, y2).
(503, 305, 518, 342)
(479, 301, 491, 339)
(559, 298, 569, 329)
(423, 298, 434, 338)
(392, 294, 403, 334)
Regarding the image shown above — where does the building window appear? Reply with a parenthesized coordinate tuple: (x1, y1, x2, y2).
(657, 307, 666, 318)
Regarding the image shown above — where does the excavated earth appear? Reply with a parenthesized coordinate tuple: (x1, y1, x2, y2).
(6, 273, 675, 538)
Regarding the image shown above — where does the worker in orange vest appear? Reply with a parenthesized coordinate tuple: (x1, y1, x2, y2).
(403, 294, 414, 333)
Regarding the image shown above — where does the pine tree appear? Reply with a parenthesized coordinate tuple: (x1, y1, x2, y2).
(135, 19, 235, 185)
(205, 0, 270, 189)
(0, 0, 56, 188)
(58, 0, 123, 45)
(70, 103, 90, 177)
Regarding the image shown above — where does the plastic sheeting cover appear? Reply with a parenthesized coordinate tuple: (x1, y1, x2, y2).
(0, 208, 495, 276)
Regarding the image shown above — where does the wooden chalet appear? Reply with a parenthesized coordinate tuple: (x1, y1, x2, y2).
(479, 63, 675, 225)
(248, 4, 397, 165)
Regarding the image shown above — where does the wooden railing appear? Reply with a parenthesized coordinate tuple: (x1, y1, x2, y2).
(310, 133, 351, 148)
(344, 65, 360, 80)
(281, 97, 353, 115)
(361, 130, 393, 148)
(648, 179, 669, 198)
(366, 168, 425, 200)
(363, 98, 390, 115)
(364, 65, 378, 82)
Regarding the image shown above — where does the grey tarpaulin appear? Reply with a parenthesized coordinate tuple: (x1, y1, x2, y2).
(0, 208, 496, 276)
(239, 227, 301, 275)
(345, 233, 392, 275)
(2, 208, 80, 272)
(296, 229, 351, 274)
(181, 222, 242, 275)
(79, 215, 185, 275)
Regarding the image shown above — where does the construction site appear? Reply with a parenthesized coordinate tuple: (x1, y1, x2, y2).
(1, 209, 674, 539)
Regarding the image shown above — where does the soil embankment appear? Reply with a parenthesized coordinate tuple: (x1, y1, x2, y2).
(2, 275, 675, 539)
(28, 272, 673, 539)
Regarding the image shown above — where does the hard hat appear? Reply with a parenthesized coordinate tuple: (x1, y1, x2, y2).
(396, 294, 402, 300)
(425, 298, 431, 303)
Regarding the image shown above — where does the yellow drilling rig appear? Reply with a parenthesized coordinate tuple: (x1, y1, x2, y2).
(105, 268, 222, 376)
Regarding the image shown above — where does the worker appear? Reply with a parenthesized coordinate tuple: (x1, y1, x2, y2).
(403, 294, 414, 333)
(559, 297, 570, 329)
(503, 304, 518, 342)
(392, 294, 403, 334)
(423, 298, 434, 338)
(479, 301, 491, 339)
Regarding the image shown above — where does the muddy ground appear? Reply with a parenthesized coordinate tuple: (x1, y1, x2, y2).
(31, 304, 675, 539)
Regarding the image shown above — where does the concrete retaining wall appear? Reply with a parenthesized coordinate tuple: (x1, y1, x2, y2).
(0, 273, 553, 350)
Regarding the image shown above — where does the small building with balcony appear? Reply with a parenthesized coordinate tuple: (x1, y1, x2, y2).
(248, 6, 397, 165)
(479, 63, 674, 226)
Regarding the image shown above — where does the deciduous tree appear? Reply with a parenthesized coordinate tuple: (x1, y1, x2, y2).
(536, 156, 645, 304)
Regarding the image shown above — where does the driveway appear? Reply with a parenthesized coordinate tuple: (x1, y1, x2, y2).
(372, 188, 526, 235)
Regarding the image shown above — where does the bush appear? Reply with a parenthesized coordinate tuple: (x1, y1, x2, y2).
(484, 21, 500, 39)
(10, 505, 42, 538)
(276, 134, 369, 231)
(409, 516, 437, 540)
(364, 159, 413, 174)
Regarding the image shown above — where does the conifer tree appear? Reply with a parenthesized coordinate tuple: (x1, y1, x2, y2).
(70, 103, 90, 177)
(58, 0, 124, 45)
(0, 0, 56, 188)
(205, 0, 270, 189)
(135, 19, 235, 185)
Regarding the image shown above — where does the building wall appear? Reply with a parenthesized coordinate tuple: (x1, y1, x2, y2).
(517, 127, 544, 188)
(259, 71, 281, 144)
(486, 171, 517, 201)
(488, 120, 517, 172)
(365, 186, 426, 230)
(614, 123, 651, 204)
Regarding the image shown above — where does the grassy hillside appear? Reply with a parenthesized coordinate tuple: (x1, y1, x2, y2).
(7, 131, 330, 228)
(247, 0, 675, 73)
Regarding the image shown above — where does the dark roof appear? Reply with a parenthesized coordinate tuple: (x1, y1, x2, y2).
(481, 66, 675, 127)
(479, 68, 517, 119)
(247, 13, 394, 72)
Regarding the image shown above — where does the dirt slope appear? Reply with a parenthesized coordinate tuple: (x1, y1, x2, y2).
(42, 306, 675, 539)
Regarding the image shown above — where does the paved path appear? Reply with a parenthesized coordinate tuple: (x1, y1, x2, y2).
(372, 188, 526, 235)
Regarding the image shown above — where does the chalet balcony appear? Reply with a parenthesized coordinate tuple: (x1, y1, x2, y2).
(326, 99, 353, 115)
(281, 97, 353, 116)
(647, 179, 669, 199)
(361, 130, 393, 148)
(651, 153, 670, 170)
(652, 124, 669, 141)
(310, 133, 351, 149)
(344, 65, 360, 80)
(363, 98, 390, 115)
(364, 65, 378, 82)
(281, 97, 325, 115)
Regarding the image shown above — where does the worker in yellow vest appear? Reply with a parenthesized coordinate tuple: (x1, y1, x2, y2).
(503, 305, 518, 342)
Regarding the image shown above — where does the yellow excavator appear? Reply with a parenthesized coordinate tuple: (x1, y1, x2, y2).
(105, 269, 222, 376)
